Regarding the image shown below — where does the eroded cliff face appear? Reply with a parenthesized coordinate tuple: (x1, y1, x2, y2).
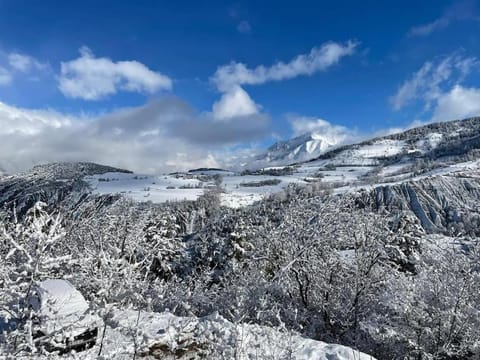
(356, 173, 480, 235)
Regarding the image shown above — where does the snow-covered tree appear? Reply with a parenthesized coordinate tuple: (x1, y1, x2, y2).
(0, 202, 70, 355)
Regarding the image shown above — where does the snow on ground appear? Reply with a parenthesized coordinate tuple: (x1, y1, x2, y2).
(83, 156, 480, 209)
(337, 249, 356, 264)
(85, 172, 207, 203)
(441, 158, 480, 174)
(378, 162, 412, 177)
(415, 132, 443, 151)
(354, 140, 406, 159)
(220, 192, 264, 208)
(77, 310, 376, 360)
(315, 139, 407, 167)
(423, 234, 477, 256)
(220, 174, 303, 208)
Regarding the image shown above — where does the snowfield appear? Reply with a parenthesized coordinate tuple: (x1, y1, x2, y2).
(84, 157, 480, 208)
(85, 172, 206, 203)
(75, 310, 375, 359)
(353, 139, 406, 159)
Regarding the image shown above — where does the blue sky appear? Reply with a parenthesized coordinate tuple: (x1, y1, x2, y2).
(0, 0, 479, 173)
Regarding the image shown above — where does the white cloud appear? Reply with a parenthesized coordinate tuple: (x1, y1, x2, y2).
(289, 115, 359, 147)
(58, 47, 172, 100)
(211, 40, 357, 91)
(0, 67, 12, 86)
(212, 85, 259, 120)
(0, 101, 72, 136)
(431, 85, 480, 121)
(0, 98, 270, 174)
(409, 0, 477, 37)
(209, 41, 357, 122)
(291, 117, 346, 137)
(8, 53, 46, 72)
(391, 52, 480, 125)
(390, 54, 478, 110)
(409, 17, 451, 37)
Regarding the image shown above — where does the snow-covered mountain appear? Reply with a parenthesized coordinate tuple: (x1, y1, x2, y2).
(250, 131, 346, 168)
(246, 116, 480, 169)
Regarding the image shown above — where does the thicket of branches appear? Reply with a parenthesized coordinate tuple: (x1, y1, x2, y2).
(1, 185, 480, 359)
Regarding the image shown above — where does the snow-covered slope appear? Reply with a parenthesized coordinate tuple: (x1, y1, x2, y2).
(356, 169, 480, 234)
(85, 172, 208, 203)
(250, 131, 345, 168)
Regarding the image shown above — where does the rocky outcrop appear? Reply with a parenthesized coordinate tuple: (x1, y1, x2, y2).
(357, 173, 480, 235)
(0, 162, 131, 217)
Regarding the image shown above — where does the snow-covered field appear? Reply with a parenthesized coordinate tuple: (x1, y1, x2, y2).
(354, 139, 407, 158)
(84, 166, 370, 208)
(220, 174, 303, 208)
(84, 156, 480, 208)
(85, 172, 206, 203)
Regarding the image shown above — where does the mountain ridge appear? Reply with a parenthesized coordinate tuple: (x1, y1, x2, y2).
(248, 117, 480, 169)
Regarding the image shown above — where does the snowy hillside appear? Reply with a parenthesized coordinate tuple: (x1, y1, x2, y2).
(85, 172, 207, 203)
(247, 116, 480, 168)
(251, 131, 346, 167)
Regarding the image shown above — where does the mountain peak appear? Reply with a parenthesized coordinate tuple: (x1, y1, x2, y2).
(250, 130, 345, 168)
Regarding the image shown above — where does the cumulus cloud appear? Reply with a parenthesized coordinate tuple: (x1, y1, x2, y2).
(211, 40, 358, 91)
(209, 40, 357, 119)
(0, 102, 72, 135)
(0, 98, 271, 174)
(58, 47, 172, 100)
(390, 54, 478, 110)
(0, 67, 12, 86)
(8, 53, 46, 72)
(409, 0, 477, 37)
(212, 85, 259, 120)
(289, 115, 359, 147)
(290, 116, 350, 137)
(431, 85, 480, 121)
(391, 51, 480, 125)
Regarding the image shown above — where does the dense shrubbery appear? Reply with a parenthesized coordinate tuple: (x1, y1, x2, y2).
(1, 182, 480, 358)
(241, 166, 296, 176)
(239, 179, 282, 187)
